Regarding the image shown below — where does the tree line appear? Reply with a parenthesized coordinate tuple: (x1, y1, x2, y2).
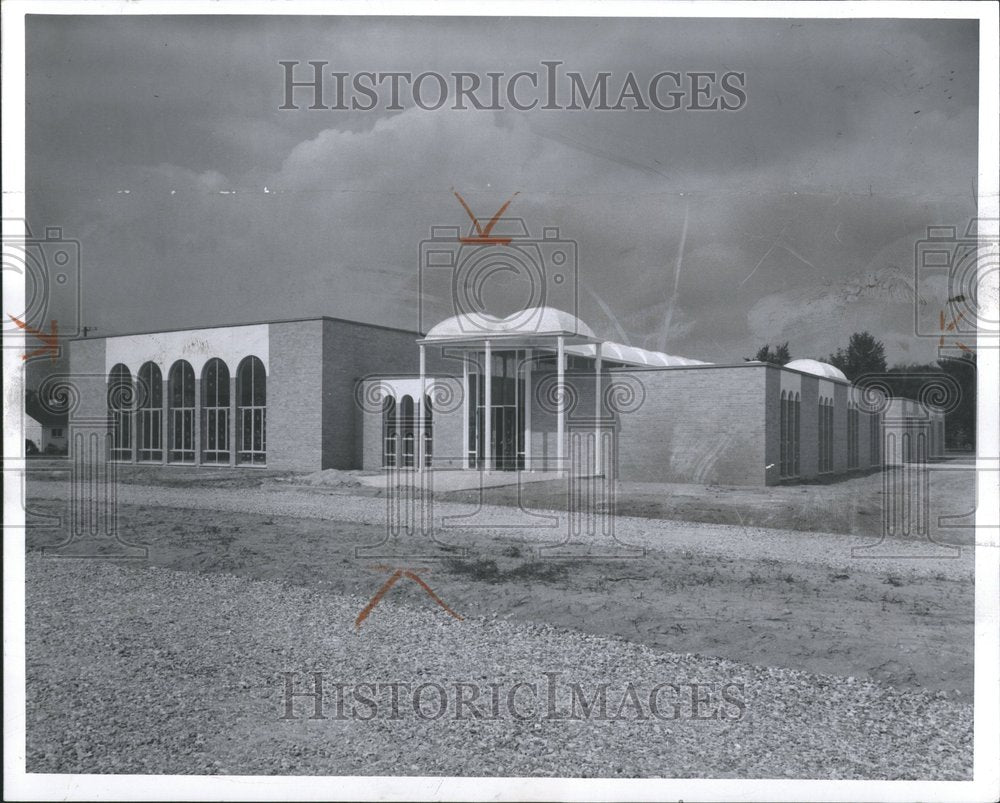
(745, 332, 976, 449)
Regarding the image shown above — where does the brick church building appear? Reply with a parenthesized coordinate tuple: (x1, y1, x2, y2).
(68, 306, 944, 485)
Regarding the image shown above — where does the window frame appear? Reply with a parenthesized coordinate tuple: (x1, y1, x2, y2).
(167, 360, 196, 463)
(137, 361, 164, 462)
(201, 358, 231, 464)
(236, 356, 267, 466)
(108, 363, 134, 462)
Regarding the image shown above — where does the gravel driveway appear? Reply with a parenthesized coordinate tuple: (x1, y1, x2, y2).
(26, 555, 972, 779)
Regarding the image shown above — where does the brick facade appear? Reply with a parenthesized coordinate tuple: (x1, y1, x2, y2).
(70, 317, 424, 472)
(268, 320, 324, 470)
(615, 365, 768, 485)
(319, 318, 420, 470)
(68, 317, 922, 485)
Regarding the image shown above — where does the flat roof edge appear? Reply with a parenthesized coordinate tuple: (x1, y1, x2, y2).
(608, 361, 853, 384)
(66, 315, 423, 343)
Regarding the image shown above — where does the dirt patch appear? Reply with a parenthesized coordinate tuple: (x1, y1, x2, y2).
(443, 557, 571, 584)
(24, 498, 974, 698)
(295, 468, 365, 487)
(27, 456, 977, 543)
(436, 458, 977, 544)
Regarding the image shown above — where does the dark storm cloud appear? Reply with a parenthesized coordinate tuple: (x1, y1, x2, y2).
(26, 15, 978, 370)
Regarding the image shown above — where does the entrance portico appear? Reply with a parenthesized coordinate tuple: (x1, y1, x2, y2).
(418, 307, 603, 474)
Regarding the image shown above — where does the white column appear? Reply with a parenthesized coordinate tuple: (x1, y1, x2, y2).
(484, 340, 492, 473)
(130, 377, 138, 464)
(524, 349, 532, 471)
(417, 345, 426, 472)
(557, 335, 565, 474)
(594, 341, 602, 475)
(193, 378, 202, 465)
(462, 354, 470, 469)
(228, 376, 236, 467)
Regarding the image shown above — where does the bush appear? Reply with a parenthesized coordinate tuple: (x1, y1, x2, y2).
(26, 439, 39, 455)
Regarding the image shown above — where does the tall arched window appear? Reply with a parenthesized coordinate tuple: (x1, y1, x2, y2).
(382, 396, 397, 468)
(400, 395, 414, 468)
(818, 396, 834, 473)
(108, 364, 133, 461)
(236, 356, 266, 465)
(793, 392, 801, 476)
(137, 362, 163, 462)
(847, 402, 860, 469)
(424, 394, 434, 468)
(827, 398, 835, 472)
(779, 390, 788, 478)
(168, 360, 195, 463)
(201, 358, 230, 464)
(869, 411, 881, 465)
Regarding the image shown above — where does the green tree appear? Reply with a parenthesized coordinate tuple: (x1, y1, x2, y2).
(873, 353, 976, 449)
(936, 353, 976, 449)
(746, 342, 791, 365)
(828, 331, 886, 381)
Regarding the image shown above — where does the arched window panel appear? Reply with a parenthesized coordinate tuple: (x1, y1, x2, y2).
(400, 396, 415, 468)
(168, 360, 196, 463)
(779, 391, 788, 478)
(138, 362, 163, 409)
(847, 402, 860, 469)
(793, 393, 801, 477)
(382, 396, 397, 468)
(817, 398, 824, 473)
(137, 362, 163, 461)
(824, 398, 835, 473)
(108, 364, 132, 411)
(399, 395, 414, 424)
(108, 364, 133, 461)
(202, 358, 230, 408)
(201, 358, 231, 464)
(169, 360, 195, 408)
(236, 356, 266, 465)
(424, 394, 434, 468)
(817, 396, 834, 474)
(237, 356, 266, 407)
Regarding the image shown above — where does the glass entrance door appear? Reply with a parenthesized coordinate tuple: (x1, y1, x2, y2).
(468, 350, 526, 471)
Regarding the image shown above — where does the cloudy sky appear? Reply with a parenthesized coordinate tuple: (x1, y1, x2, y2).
(26, 15, 979, 374)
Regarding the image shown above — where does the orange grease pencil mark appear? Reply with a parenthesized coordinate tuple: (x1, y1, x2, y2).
(355, 566, 463, 630)
(8, 314, 59, 361)
(452, 188, 519, 245)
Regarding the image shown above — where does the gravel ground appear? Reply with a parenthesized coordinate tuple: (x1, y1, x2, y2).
(27, 479, 974, 581)
(25, 554, 972, 779)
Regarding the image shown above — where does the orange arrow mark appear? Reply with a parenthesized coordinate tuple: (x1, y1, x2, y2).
(355, 566, 463, 629)
(8, 314, 59, 362)
(938, 307, 977, 355)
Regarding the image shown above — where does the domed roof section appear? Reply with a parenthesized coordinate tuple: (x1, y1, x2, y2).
(566, 341, 711, 367)
(785, 359, 848, 382)
(425, 307, 595, 340)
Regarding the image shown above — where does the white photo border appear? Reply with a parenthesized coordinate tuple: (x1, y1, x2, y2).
(3, 2, 997, 801)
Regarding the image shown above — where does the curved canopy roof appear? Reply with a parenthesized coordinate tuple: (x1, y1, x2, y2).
(422, 307, 709, 366)
(424, 307, 596, 342)
(566, 341, 710, 368)
(784, 358, 848, 382)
